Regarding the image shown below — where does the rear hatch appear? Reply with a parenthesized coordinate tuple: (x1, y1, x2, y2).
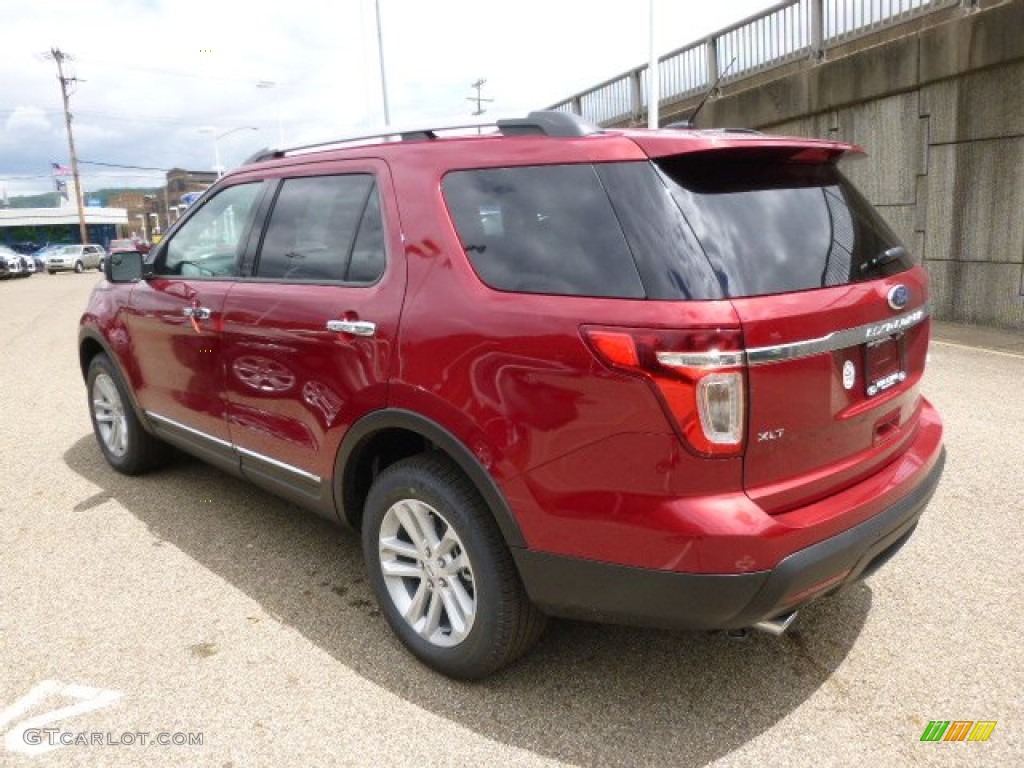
(649, 144, 928, 512)
(443, 138, 929, 515)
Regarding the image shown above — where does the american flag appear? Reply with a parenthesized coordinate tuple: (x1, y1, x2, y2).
(51, 162, 71, 176)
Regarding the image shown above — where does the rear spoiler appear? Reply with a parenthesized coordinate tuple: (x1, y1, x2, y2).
(625, 132, 864, 165)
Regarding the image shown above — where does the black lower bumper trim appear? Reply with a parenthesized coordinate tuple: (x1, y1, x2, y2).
(513, 447, 945, 631)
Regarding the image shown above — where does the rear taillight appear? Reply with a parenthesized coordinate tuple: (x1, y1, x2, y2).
(583, 326, 746, 457)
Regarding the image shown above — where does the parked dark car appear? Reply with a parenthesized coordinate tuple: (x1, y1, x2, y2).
(109, 238, 151, 255)
(79, 111, 945, 679)
(8, 242, 40, 255)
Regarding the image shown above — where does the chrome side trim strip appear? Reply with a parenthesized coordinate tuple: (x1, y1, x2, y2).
(745, 306, 929, 366)
(145, 410, 321, 485)
(147, 411, 233, 449)
(235, 445, 322, 485)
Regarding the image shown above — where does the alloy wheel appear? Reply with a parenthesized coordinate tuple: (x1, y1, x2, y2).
(378, 498, 476, 647)
(92, 372, 129, 457)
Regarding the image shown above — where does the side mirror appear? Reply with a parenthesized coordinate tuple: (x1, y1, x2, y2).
(105, 250, 145, 283)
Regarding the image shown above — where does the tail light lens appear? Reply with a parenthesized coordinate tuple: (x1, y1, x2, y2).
(583, 326, 747, 457)
(695, 372, 744, 445)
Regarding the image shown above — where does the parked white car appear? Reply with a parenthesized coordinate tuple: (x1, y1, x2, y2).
(0, 246, 26, 279)
(46, 244, 107, 274)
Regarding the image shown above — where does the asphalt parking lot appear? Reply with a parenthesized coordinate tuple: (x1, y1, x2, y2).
(1, 273, 1020, 767)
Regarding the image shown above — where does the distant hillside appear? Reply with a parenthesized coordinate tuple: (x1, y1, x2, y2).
(3, 186, 161, 209)
(5, 192, 56, 208)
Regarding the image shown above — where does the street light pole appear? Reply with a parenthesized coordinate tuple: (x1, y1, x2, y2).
(375, 0, 391, 126)
(257, 80, 286, 146)
(213, 139, 222, 177)
(200, 126, 258, 178)
(648, 0, 660, 129)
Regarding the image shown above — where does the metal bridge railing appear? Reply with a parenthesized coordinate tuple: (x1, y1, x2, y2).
(549, 0, 964, 125)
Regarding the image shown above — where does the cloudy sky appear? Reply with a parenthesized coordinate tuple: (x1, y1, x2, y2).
(0, 0, 775, 197)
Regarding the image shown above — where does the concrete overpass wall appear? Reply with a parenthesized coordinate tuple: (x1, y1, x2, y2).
(652, 0, 1024, 329)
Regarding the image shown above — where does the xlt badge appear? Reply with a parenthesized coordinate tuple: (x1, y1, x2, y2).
(757, 428, 785, 442)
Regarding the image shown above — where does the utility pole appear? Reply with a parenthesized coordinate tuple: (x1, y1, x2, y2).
(45, 48, 89, 245)
(467, 78, 494, 118)
(467, 79, 493, 134)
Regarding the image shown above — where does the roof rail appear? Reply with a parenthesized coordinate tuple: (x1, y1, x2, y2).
(241, 110, 601, 166)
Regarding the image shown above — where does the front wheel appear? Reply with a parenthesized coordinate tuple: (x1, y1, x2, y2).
(362, 453, 545, 679)
(86, 354, 170, 474)
(74, 260, 84, 273)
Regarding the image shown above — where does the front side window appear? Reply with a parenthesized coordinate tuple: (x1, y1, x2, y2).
(254, 174, 385, 283)
(160, 183, 261, 277)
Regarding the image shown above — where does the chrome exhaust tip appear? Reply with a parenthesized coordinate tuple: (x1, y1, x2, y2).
(752, 610, 799, 636)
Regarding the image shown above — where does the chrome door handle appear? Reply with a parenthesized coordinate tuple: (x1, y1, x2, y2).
(326, 319, 376, 337)
(183, 306, 211, 320)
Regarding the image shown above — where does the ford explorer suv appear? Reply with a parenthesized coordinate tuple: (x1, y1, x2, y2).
(78, 111, 945, 679)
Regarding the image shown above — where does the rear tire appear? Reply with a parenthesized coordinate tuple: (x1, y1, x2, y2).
(362, 452, 546, 679)
(74, 260, 84, 273)
(86, 354, 171, 475)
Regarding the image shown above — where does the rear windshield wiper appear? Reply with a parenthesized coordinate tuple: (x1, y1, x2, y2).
(860, 245, 907, 274)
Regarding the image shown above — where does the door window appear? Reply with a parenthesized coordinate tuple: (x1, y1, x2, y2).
(160, 183, 262, 277)
(254, 175, 385, 283)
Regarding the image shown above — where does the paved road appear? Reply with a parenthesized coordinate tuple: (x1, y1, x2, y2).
(1, 273, 1020, 767)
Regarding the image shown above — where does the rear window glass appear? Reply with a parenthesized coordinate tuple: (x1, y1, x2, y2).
(442, 165, 645, 298)
(654, 151, 912, 298)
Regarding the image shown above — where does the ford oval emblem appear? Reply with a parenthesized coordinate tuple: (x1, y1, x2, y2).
(888, 284, 910, 311)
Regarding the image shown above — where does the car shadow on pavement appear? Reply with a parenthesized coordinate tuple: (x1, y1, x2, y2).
(64, 435, 871, 768)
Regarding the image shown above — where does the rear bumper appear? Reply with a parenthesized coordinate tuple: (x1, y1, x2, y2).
(514, 446, 945, 630)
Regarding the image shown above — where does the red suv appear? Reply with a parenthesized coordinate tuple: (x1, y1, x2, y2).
(79, 111, 945, 679)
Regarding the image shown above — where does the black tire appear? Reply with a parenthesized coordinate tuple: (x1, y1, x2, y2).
(47, 269, 55, 275)
(74, 260, 84, 273)
(362, 452, 546, 679)
(86, 353, 171, 475)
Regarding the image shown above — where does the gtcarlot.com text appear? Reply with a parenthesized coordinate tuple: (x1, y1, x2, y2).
(22, 729, 203, 747)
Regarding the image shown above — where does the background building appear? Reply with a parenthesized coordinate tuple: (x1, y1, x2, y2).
(0, 179, 127, 248)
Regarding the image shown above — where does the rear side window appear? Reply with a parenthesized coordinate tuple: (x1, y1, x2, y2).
(442, 165, 645, 298)
(255, 174, 385, 283)
(654, 151, 912, 298)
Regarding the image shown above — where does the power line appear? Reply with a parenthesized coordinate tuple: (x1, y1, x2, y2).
(0, 106, 257, 129)
(79, 160, 171, 172)
(75, 56, 336, 88)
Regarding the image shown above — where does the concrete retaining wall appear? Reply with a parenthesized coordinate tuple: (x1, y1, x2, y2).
(651, 0, 1024, 329)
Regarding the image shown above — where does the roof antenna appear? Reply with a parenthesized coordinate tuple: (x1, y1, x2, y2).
(665, 57, 737, 129)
